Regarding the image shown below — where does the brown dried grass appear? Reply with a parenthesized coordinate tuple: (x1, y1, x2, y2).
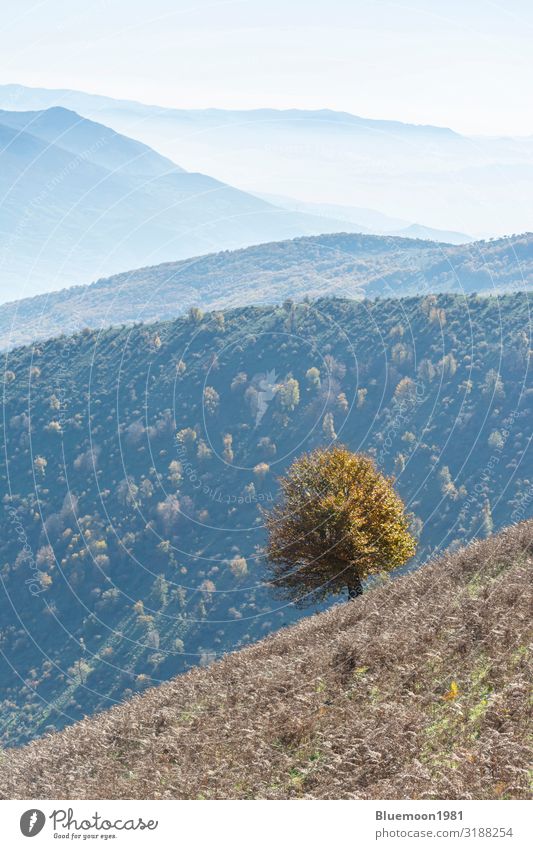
(1, 522, 532, 800)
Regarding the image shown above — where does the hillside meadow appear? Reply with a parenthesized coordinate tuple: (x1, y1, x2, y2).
(0, 293, 531, 746)
(1, 520, 531, 800)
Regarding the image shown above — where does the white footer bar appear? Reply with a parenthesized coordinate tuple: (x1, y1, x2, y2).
(1, 799, 531, 848)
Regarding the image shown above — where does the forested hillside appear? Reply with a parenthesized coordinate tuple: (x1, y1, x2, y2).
(1, 293, 531, 745)
(1, 231, 531, 350)
(3, 83, 533, 237)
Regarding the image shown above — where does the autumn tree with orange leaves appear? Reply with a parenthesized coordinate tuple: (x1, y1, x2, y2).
(264, 445, 416, 604)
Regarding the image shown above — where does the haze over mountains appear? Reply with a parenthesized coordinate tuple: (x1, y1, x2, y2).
(1, 231, 531, 351)
(1, 83, 532, 238)
(0, 105, 362, 300)
(3, 521, 531, 800)
(2, 83, 531, 309)
(256, 194, 472, 244)
(1, 85, 532, 774)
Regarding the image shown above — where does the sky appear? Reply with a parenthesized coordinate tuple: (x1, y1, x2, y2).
(1, 0, 532, 135)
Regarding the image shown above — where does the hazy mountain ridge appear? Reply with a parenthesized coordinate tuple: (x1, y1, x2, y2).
(1, 83, 531, 236)
(1, 230, 531, 351)
(0, 84, 466, 136)
(256, 193, 473, 244)
(1, 520, 531, 799)
(0, 106, 185, 179)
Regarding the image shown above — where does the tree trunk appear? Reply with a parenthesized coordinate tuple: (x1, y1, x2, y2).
(347, 573, 363, 599)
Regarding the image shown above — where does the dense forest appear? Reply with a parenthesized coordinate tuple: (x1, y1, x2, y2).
(1, 231, 531, 350)
(1, 293, 531, 745)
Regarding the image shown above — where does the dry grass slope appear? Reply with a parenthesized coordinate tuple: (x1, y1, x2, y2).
(1, 522, 532, 800)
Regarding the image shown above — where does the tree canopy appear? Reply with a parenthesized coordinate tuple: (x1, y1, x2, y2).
(264, 445, 416, 604)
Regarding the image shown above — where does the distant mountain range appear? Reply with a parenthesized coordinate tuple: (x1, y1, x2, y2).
(0, 105, 365, 300)
(1, 83, 531, 237)
(3, 521, 531, 799)
(1, 230, 531, 350)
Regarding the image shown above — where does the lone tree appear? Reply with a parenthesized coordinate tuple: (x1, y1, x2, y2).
(263, 445, 416, 604)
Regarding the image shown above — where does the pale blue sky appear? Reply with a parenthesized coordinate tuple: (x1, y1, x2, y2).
(1, 0, 532, 134)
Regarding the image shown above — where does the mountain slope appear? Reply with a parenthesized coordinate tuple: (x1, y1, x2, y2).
(2, 83, 532, 235)
(0, 294, 531, 747)
(0, 107, 358, 301)
(1, 231, 531, 351)
(0, 106, 184, 179)
(1, 520, 531, 800)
